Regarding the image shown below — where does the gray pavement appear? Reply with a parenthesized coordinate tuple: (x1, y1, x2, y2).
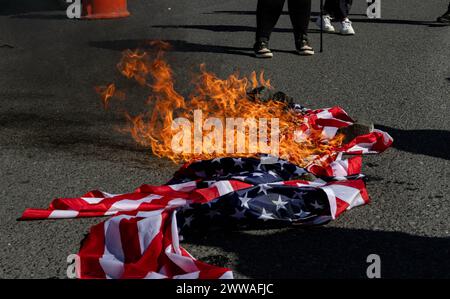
(0, 0, 449, 278)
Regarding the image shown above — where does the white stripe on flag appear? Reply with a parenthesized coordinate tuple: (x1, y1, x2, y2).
(320, 186, 337, 219)
(326, 184, 362, 207)
(167, 198, 187, 208)
(219, 271, 234, 279)
(330, 159, 349, 177)
(170, 212, 181, 255)
(144, 271, 167, 279)
(136, 213, 162, 255)
(106, 194, 162, 214)
(346, 142, 375, 153)
(173, 271, 200, 279)
(165, 246, 199, 273)
(49, 210, 79, 218)
(316, 109, 333, 119)
(215, 181, 234, 196)
(99, 215, 132, 279)
(322, 126, 339, 139)
(81, 197, 104, 204)
(169, 181, 197, 191)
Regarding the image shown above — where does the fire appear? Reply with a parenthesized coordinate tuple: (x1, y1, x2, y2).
(95, 83, 125, 109)
(96, 41, 344, 167)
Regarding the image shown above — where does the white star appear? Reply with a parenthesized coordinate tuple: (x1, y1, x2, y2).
(183, 215, 194, 227)
(233, 158, 245, 168)
(268, 170, 278, 178)
(215, 168, 224, 176)
(293, 191, 306, 199)
(258, 208, 274, 221)
(212, 157, 222, 163)
(257, 184, 273, 195)
(255, 162, 263, 171)
(232, 175, 247, 181)
(294, 209, 310, 218)
(231, 208, 246, 220)
(239, 193, 252, 208)
(311, 200, 324, 209)
(251, 172, 264, 177)
(271, 195, 288, 211)
(206, 209, 220, 218)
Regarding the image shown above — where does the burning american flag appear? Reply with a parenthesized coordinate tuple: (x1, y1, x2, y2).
(20, 41, 393, 279)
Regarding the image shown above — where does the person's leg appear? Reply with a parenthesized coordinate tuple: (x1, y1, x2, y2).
(323, 0, 338, 18)
(336, 0, 355, 35)
(333, 0, 350, 21)
(287, 0, 311, 41)
(317, 0, 336, 32)
(256, 0, 286, 42)
(254, 0, 285, 58)
(287, 0, 314, 55)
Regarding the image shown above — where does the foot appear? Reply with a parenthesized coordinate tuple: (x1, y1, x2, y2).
(437, 10, 450, 24)
(337, 18, 355, 35)
(296, 37, 314, 56)
(253, 41, 273, 58)
(315, 14, 335, 32)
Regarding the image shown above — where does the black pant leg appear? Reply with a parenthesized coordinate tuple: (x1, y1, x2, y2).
(287, 0, 312, 40)
(335, 0, 352, 20)
(323, 0, 337, 16)
(342, 0, 353, 19)
(256, 0, 286, 42)
(324, 0, 352, 20)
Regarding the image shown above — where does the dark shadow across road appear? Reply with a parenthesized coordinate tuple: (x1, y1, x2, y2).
(184, 227, 450, 278)
(89, 39, 296, 57)
(1, 0, 64, 16)
(376, 125, 450, 160)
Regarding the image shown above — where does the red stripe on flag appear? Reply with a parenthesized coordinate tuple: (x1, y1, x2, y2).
(78, 221, 107, 279)
(119, 218, 142, 264)
(20, 209, 52, 220)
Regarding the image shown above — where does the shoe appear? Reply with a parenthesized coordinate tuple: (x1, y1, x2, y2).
(315, 14, 335, 32)
(253, 41, 273, 58)
(337, 18, 355, 35)
(296, 37, 314, 56)
(437, 11, 450, 24)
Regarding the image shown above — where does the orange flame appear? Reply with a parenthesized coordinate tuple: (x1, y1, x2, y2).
(96, 41, 344, 167)
(95, 83, 125, 109)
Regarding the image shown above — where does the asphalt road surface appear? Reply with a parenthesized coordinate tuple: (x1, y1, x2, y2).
(0, 0, 449, 278)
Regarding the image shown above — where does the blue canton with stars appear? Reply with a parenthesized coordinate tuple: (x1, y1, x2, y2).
(167, 156, 333, 233)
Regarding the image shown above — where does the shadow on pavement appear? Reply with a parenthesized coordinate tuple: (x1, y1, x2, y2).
(0, 111, 156, 167)
(152, 24, 322, 35)
(10, 13, 67, 20)
(206, 11, 368, 17)
(89, 39, 301, 57)
(206, 10, 444, 27)
(342, 17, 447, 27)
(1, 0, 64, 16)
(376, 125, 450, 160)
(184, 227, 450, 278)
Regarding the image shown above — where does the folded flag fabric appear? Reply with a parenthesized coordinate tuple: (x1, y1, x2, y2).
(19, 106, 393, 279)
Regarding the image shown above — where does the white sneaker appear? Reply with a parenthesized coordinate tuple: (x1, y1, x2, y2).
(315, 15, 335, 32)
(337, 18, 355, 35)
